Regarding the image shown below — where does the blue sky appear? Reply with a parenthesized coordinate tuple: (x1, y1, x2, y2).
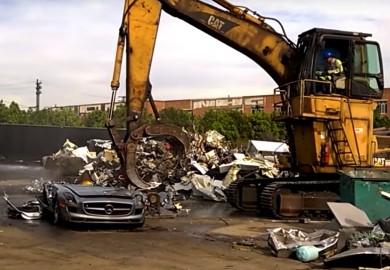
(0, 0, 389, 109)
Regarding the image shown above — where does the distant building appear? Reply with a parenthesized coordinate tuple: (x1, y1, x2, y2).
(378, 87, 390, 115)
(49, 94, 282, 116)
(48, 88, 390, 117)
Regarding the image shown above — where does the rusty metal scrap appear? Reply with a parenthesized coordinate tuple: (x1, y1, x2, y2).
(40, 131, 283, 204)
(135, 139, 179, 184)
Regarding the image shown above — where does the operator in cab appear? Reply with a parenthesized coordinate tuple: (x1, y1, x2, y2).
(316, 51, 344, 94)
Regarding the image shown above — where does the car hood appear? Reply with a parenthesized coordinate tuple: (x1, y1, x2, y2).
(62, 184, 134, 198)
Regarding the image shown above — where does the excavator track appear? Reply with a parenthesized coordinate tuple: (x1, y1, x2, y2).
(226, 175, 340, 220)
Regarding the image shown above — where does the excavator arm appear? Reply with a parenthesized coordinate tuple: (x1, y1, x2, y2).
(107, 0, 296, 189)
(107, 0, 190, 189)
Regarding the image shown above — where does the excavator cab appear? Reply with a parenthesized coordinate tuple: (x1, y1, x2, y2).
(275, 28, 384, 174)
(293, 28, 384, 99)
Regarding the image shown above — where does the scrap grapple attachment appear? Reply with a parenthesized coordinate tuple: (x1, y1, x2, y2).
(107, 120, 190, 189)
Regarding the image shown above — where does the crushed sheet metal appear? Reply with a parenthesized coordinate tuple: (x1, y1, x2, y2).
(189, 173, 226, 202)
(39, 130, 286, 204)
(246, 140, 290, 156)
(327, 202, 373, 229)
(191, 160, 208, 175)
(54, 139, 78, 156)
(204, 130, 225, 148)
(219, 156, 278, 178)
(3, 191, 42, 220)
(223, 164, 241, 188)
(71, 146, 96, 163)
(88, 139, 112, 150)
(324, 247, 390, 267)
(268, 228, 339, 258)
(24, 177, 50, 193)
(347, 224, 388, 249)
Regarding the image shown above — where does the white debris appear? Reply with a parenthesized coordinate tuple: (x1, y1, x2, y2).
(24, 177, 49, 193)
(71, 146, 96, 164)
(223, 164, 241, 188)
(219, 158, 261, 174)
(191, 160, 208, 175)
(54, 139, 78, 157)
(188, 173, 226, 202)
(246, 140, 290, 157)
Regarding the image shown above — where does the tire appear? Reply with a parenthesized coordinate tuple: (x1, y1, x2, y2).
(52, 201, 63, 225)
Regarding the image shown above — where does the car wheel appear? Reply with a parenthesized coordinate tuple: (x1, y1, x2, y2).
(52, 201, 62, 225)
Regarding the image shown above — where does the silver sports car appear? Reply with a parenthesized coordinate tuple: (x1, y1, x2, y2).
(37, 183, 145, 227)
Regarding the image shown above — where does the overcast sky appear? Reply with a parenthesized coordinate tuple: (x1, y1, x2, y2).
(0, 0, 389, 109)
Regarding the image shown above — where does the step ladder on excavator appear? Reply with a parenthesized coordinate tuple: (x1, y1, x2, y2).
(325, 98, 361, 167)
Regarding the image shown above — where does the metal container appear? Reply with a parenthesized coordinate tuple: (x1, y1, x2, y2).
(339, 169, 390, 223)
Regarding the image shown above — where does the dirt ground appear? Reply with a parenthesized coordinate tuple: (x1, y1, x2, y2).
(0, 165, 345, 270)
(1, 212, 329, 270)
(0, 217, 316, 270)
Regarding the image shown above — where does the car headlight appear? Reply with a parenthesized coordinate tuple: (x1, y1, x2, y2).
(134, 194, 144, 208)
(63, 192, 77, 203)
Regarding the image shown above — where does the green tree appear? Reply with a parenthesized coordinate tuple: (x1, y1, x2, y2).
(140, 109, 154, 125)
(198, 109, 247, 142)
(84, 109, 109, 128)
(27, 108, 56, 125)
(6, 101, 27, 124)
(51, 108, 83, 127)
(271, 111, 287, 140)
(112, 104, 154, 128)
(159, 107, 192, 130)
(0, 100, 8, 123)
(247, 112, 285, 141)
(374, 109, 390, 128)
(112, 104, 126, 128)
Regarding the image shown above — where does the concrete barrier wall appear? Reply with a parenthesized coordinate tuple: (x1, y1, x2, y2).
(0, 124, 122, 162)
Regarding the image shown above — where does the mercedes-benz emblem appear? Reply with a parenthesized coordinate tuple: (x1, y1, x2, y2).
(104, 204, 114, 215)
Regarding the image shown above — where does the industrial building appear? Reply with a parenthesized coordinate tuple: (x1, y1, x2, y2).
(50, 88, 390, 117)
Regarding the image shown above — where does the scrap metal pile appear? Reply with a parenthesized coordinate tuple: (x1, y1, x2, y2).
(267, 203, 390, 268)
(36, 131, 285, 208)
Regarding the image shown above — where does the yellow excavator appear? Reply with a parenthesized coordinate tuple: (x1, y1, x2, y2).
(106, 0, 386, 218)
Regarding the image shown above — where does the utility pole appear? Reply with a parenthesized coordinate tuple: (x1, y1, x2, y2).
(35, 79, 42, 111)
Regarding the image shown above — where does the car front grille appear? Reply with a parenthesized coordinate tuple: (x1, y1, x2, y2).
(83, 202, 133, 216)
